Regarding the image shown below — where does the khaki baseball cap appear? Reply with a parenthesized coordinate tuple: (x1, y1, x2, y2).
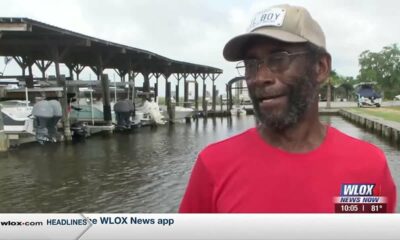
(223, 4, 326, 61)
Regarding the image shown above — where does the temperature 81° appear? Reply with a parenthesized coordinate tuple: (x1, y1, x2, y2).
(371, 204, 383, 212)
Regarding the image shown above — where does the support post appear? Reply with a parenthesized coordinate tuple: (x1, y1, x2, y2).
(227, 83, 233, 111)
(52, 46, 72, 141)
(142, 71, 150, 99)
(202, 79, 207, 115)
(210, 73, 220, 112)
(154, 82, 158, 100)
(212, 83, 216, 112)
(0, 106, 9, 152)
(166, 81, 174, 122)
(35, 60, 52, 80)
(174, 73, 183, 106)
(220, 95, 223, 112)
(183, 73, 189, 108)
(130, 72, 138, 101)
(27, 60, 34, 88)
(194, 80, 199, 111)
(175, 83, 179, 106)
(164, 72, 171, 102)
(13, 56, 27, 78)
(101, 74, 112, 126)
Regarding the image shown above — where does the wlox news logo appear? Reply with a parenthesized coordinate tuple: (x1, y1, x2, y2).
(335, 183, 386, 203)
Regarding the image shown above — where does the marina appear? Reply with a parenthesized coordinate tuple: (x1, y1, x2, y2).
(0, 12, 399, 214)
(1, 2, 400, 240)
(0, 17, 224, 148)
(0, 115, 399, 213)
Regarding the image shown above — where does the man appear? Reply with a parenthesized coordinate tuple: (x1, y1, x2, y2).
(179, 4, 397, 213)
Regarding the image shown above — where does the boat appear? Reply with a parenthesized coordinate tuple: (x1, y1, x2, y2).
(70, 98, 165, 128)
(160, 105, 194, 121)
(175, 106, 194, 119)
(137, 100, 167, 125)
(355, 82, 382, 107)
(69, 99, 115, 124)
(0, 100, 34, 135)
(32, 99, 62, 143)
(230, 105, 247, 116)
(0, 79, 20, 89)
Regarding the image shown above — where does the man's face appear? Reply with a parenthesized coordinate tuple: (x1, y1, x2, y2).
(243, 39, 319, 131)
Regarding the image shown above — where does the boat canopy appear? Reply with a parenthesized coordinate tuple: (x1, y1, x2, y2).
(357, 85, 381, 98)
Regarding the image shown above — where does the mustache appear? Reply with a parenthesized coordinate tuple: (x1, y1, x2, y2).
(252, 88, 289, 100)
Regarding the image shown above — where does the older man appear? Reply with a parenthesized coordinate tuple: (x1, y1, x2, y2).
(179, 4, 397, 213)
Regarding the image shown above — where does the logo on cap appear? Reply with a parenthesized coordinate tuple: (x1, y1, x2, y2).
(247, 8, 286, 32)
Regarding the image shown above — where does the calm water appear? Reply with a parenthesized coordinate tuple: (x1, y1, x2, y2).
(0, 116, 399, 212)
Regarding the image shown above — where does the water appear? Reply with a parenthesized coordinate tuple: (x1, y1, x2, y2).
(0, 116, 399, 212)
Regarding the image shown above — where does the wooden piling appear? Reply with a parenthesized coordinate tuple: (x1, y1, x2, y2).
(212, 83, 216, 112)
(0, 106, 9, 152)
(101, 74, 112, 126)
(53, 45, 72, 141)
(183, 74, 189, 108)
(202, 80, 207, 116)
(220, 95, 223, 112)
(194, 81, 199, 111)
(175, 83, 179, 106)
(166, 81, 175, 122)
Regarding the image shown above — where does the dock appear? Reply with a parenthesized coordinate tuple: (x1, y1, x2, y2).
(339, 109, 400, 144)
(0, 17, 224, 150)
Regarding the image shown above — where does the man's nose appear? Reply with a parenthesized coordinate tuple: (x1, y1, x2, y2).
(254, 63, 276, 86)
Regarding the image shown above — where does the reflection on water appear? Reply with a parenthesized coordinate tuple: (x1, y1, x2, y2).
(0, 116, 398, 212)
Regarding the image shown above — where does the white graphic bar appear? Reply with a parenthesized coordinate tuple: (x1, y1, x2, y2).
(0, 214, 399, 240)
(334, 196, 387, 203)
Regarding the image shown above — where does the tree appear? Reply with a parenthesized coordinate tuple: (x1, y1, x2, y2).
(340, 77, 355, 100)
(320, 70, 355, 102)
(358, 44, 400, 99)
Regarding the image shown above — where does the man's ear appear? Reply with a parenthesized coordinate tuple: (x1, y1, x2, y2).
(315, 53, 331, 84)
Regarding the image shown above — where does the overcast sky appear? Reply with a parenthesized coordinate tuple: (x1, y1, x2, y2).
(1, 0, 399, 95)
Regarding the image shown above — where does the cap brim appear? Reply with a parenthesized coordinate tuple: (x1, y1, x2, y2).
(223, 28, 308, 61)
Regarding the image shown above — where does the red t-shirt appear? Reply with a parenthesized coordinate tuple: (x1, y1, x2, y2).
(179, 126, 397, 213)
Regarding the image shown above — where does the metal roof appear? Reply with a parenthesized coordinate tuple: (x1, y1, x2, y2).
(0, 17, 222, 75)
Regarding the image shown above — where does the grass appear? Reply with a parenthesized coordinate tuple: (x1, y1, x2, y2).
(349, 107, 400, 123)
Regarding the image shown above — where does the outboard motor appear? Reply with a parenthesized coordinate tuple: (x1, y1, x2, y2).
(69, 105, 89, 140)
(114, 100, 134, 130)
(48, 100, 62, 142)
(32, 100, 53, 143)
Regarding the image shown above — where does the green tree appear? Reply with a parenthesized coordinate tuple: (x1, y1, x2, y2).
(320, 70, 355, 101)
(340, 77, 355, 100)
(358, 44, 400, 99)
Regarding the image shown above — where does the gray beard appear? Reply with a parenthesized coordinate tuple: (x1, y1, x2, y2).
(251, 74, 319, 132)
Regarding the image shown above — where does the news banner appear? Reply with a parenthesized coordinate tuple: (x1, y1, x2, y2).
(334, 184, 388, 213)
(0, 214, 399, 239)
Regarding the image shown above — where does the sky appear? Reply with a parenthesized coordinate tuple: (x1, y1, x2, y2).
(1, 0, 399, 96)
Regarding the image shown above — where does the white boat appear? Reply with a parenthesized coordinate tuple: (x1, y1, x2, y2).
(175, 106, 194, 119)
(0, 100, 34, 134)
(230, 106, 247, 116)
(71, 98, 166, 127)
(0, 79, 20, 89)
(355, 82, 382, 108)
(160, 105, 194, 121)
(70, 98, 116, 124)
(136, 100, 167, 125)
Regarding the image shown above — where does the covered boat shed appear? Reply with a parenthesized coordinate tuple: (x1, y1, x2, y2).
(0, 17, 222, 139)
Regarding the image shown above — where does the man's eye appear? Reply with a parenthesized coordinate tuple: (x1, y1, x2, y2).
(268, 55, 286, 64)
